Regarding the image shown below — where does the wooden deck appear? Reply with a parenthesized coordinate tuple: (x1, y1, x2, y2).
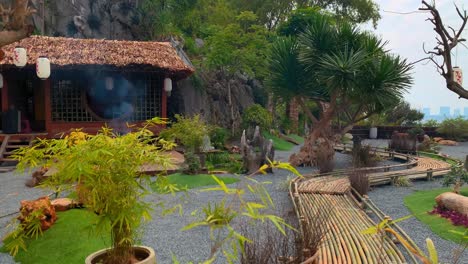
(290, 146, 459, 264)
(0, 133, 48, 173)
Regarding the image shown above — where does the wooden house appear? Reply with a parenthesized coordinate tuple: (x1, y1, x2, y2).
(0, 36, 194, 137)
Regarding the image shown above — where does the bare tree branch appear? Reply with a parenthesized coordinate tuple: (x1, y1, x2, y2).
(419, 0, 468, 100)
(0, 0, 36, 48)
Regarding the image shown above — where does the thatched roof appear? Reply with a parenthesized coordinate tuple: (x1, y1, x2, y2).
(0, 36, 194, 80)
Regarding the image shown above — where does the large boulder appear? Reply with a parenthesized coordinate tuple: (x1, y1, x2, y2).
(435, 192, 468, 216)
(19, 196, 57, 231)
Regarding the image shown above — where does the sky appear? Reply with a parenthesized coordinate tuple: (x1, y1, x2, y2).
(363, 0, 467, 114)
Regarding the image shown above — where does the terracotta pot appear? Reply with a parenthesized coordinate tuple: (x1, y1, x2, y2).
(85, 246, 156, 264)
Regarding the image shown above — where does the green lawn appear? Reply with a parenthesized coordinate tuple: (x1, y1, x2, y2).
(262, 131, 295, 151)
(152, 173, 240, 193)
(3, 210, 109, 264)
(404, 187, 468, 243)
(289, 134, 305, 144)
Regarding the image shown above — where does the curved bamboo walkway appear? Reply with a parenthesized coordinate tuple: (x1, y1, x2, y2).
(290, 147, 460, 264)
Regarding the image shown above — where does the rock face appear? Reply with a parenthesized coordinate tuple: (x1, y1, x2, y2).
(435, 192, 468, 216)
(2, 0, 259, 130)
(169, 71, 257, 132)
(24, 0, 145, 40)
(19, 196, 57, 231)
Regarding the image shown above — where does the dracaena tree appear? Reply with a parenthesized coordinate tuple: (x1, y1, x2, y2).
(267, 14, 413, 168)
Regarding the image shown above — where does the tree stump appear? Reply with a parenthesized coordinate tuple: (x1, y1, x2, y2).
(19, 196, 57, 231)
(240, 126, 274, 174)
(464, 155, 468, 171)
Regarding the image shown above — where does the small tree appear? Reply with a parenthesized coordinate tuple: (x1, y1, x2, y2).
(159, 114, 209, 152)
(13, 118, 173, 264)
(443, 166, 468, 194)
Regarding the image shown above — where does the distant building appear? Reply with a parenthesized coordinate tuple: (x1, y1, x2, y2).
(440, 106, 450, 118)
(422, 108, 431, 118)
(454, 109, 461, 117)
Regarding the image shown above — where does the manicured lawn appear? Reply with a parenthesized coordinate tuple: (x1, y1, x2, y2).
(262, 131, 295, 151)
(152, 173, 240, 193)
(404, 187, 468, 243)
(3, 210, 109, 264)
(289, 134, 305, 144)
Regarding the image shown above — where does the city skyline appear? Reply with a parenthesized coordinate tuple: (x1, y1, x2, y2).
(422, 106, 468, 121)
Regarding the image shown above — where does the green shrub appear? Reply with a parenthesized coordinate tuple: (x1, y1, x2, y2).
(242, 104, 273, 130)
(160, 114, 209, 152)
(407, 127, 425, 138)
(210, 126, 229, 149)
(423, 119, 439, 127)
(436, 117, 468, 140)
(185, 151, 202, 174)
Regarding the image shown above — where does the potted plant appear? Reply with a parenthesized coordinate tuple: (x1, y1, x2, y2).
(14, 119, 172, 264)
(367, 115, 385, 139)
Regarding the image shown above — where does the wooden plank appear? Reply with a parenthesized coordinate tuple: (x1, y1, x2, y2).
(0, 135, 10, 159)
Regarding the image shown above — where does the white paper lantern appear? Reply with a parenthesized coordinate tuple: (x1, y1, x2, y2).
(164, 78, 173, 96)
(0, 73, 3, 89)
(13, 47, 27, 68)
(453, 67, 463, 86)
(36, 56, 51, 80)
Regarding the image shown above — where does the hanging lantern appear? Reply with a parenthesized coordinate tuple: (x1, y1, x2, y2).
(36, 56, 51, 80)
(13, 47, 27, 68)
(164, 78, 173, 96)
(453, 67, 463, 86)
(0, 73, 3, 89)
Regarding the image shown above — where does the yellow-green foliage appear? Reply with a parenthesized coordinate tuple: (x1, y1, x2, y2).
(160, 114, 209, 152)
(242, 104, 273, 130)
(12, 118, 174, 262)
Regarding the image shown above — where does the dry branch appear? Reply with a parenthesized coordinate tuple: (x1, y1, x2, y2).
(419, 0, 468, 99)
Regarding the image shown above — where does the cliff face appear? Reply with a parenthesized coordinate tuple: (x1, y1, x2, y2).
(2, 0, 257, 129)
(8, 0, 145, 40)
(169, 71, 259, 131)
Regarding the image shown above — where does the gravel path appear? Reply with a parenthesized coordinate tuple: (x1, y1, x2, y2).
(0, 141, 465, 263)
(369, 180, 468, 264)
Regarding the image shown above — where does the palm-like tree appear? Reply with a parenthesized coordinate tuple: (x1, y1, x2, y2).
(267, 14, 413, 168)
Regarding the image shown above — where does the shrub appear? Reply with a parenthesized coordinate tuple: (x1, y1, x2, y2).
(352, 145, 378, 168)
(12, 120, 173, 264)
(242, 104, 273, 130)
(423, 119, 439, 127)
(160, 114, 209, 152)
(349, 170, 370, 196)
(436, 117, 468, 140)
(185, 151, 201, 174)
(393, 176, 412, 187)
(442, 165, 468, 193)
(407, 127, 425, 138)
(210, 126, 229, 149)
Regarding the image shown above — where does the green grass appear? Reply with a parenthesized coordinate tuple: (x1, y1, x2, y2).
(3, 210, 109, 264)
(262, 131, 295, 151)
(404, 187, 468, 244)
(289, 134, 305, 144)
(152, 173, 240, 192)
(418, 151, 460, 166)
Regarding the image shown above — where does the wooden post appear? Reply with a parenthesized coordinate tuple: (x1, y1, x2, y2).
(43, 79, 52, 135)
(427, 168, 433, 181)
(161, 78, 167, 119)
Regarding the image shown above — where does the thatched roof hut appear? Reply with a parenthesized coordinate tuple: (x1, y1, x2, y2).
(0, 36, 194, 80)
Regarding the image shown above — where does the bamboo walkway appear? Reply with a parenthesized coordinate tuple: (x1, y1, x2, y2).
(290, 148, 460, 264)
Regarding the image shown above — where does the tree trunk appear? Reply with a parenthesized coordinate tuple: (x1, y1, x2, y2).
(289, 117, 335, 171)
(289, 97, 299, 134)
(241, 126, 275, 174)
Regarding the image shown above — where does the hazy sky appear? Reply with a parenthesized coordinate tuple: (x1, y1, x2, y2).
(363, 0, 467, 114)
